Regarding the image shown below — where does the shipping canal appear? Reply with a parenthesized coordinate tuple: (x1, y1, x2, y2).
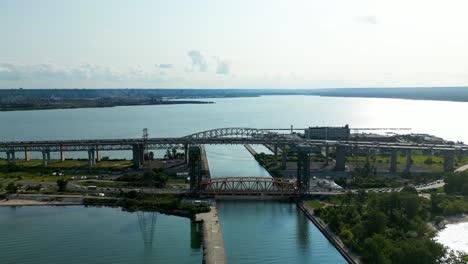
(205, 144, 346, 263)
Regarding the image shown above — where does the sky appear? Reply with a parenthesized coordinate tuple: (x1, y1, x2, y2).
(1, 0, 468, 89)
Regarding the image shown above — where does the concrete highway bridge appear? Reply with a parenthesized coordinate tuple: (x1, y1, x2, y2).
(1, 127, 467, 171)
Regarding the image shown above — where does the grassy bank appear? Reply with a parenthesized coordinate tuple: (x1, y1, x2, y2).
(0, 159, 132, 183)
(83, 192, 210, 218)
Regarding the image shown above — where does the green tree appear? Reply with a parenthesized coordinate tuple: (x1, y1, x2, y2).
(5, 183, 18, 194)
(56, 179, 68, 192)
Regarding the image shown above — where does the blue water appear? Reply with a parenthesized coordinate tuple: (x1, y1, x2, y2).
(1, 95, 466, 263)
(0, 206, 202, 264)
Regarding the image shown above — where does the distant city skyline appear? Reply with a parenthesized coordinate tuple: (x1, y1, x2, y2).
(1, 0, 468, 89)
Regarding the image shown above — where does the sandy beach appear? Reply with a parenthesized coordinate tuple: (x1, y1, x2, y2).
(0, 199, 81, 206)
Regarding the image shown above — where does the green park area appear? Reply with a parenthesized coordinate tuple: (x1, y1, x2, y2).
(0, 159, 133, 183)
(308, 172, 468, 263)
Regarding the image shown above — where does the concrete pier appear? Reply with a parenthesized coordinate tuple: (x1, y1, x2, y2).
(6, 150, 15, 165)
(282, 145, 287, 169)
(405, 150, 412, 172)
(334, 145, 346, 171)
(132, 144, 144, 168)
(95, 145, 101, 162)
(88, 149, 95, 168)
(42, 150, 50, 167)
(184, 143, 190, 164)
(195, 206, 227, 264)
(389, 149, 397, 173)
(443, 151, 455, 172)
(60, 145, 65, 161)
(24, 149, 30, 161)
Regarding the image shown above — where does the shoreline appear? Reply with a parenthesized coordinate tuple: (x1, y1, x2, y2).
(434, 214, 468, 230)
(0, 199, 81, 206)
(297, 201, 360, 264)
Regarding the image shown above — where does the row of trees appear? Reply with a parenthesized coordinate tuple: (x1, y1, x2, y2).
(444, 172, 468, 195)
(117, 168, 169, 188)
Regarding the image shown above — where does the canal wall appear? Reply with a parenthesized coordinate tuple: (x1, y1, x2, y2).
(195, 206, 227, 264)
(297, 201, 360, 264)
(201, 145, 211, 178)
(244, 144, 257, 156)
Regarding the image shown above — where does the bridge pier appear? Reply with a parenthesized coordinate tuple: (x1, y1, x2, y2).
(184, 143, 190, 164)
(405, 150, 412, 172)
(96, 145, 101, 162)
(324, 144, 329, 165)
(443, 151, 455, 172)
(24, 148, 30, 161)
(334, 145, 346, 171)
(365, 147, 371, 164)
(6, 150, 15, 165)
(88, 149, 95, 168)
(60, 145, 65, 161)
(282, 145, 287, 169)
(390, 149, 397, 173)
(42, 150, 50, 167)
(189, 145, 202, 194)
(132, 144, 144, 168)
(296, 145, 312, 195)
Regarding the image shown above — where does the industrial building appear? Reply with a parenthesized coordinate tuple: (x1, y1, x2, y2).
(304, 125, 350, 140)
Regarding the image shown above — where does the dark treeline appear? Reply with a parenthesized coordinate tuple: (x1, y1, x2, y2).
(2, 87, 468, 101)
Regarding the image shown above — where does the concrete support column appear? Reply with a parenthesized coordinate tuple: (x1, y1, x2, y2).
(334, 145, 346, 171)
(88, 149, 95, 168)
(366, 148, 371, 164)
(47, 151, 51, 163)
(184, 143, 190, 164)
(42, 151, 49, 167)
(24, 148, 31, 161)
(274, 144, 278, 157)
(443, 151, 455, 172)
(95, 145, 101, 162)
(6, 151, 15, 165)
(132, 144, 143, 168)
(405, 150, 412, 172)
(282, 145, 287, 169)
(325, 144, 329, 165)
(60, 145, 65, 161)
(390, 149, 397, 173)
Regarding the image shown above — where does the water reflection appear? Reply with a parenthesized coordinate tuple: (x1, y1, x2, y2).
(190, 222, 203, 250)
(136, 211, 157, 251)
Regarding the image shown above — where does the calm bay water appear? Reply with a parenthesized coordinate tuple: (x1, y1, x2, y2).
(0, 206, 202, 264)
(1, 95, 467, 262)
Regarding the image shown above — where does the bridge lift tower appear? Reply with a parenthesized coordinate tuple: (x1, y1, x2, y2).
(189, 145, 202, 194)
(296, 144, 313, 196)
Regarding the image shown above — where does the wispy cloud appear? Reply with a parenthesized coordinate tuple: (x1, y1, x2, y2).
(355, 15, 380, 25)
(187, 50, 208, 72)
(216, 58, 230, 75)
(156, 64, 173, 69)
(0, 62, 158, 82)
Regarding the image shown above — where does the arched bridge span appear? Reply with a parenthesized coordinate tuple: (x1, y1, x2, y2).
(184, 127, 281, 139)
